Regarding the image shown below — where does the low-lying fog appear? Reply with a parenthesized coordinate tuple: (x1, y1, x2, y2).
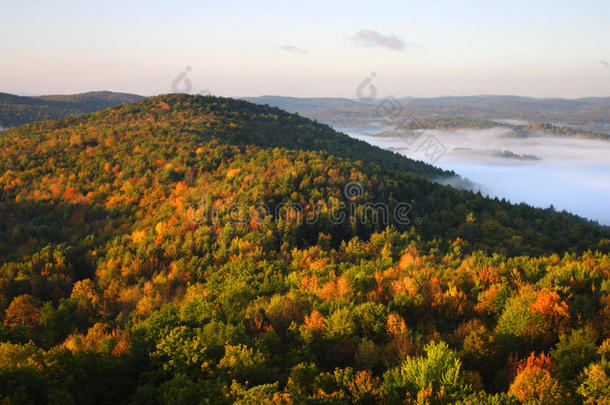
(341, 127, 610, 226)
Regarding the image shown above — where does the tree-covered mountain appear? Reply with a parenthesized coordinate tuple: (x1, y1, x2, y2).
(0, 91, 143, 128)
(0, 94, 608, 403)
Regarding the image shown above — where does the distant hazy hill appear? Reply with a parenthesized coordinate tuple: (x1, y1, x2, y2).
(246, 95, 610, 133)
(398, 95, 610, 123)
(245, 96, 379, 128)
(244, 95, 373, 112)
(0, 91, 143, 128)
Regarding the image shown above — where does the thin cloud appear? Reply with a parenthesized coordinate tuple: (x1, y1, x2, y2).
(600, 60, 610, 68)
(276, 45, 308, 54)
(352, 29, 419, 51)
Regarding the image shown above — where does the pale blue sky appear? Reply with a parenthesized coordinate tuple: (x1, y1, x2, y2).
(1, 0, 610, 97)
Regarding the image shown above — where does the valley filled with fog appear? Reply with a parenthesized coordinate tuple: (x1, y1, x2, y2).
(342, 127, 610, 225)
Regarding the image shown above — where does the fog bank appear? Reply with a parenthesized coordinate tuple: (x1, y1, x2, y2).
(343, 127, 610, 225)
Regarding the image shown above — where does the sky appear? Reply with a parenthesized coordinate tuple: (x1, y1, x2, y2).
(1, 0, 610, 98)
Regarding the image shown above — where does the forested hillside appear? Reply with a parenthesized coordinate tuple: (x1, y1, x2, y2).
(0, 94, 609, 404)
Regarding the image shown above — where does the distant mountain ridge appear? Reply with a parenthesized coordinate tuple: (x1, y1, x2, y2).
(0, 91, 143, 128)
(246, 95, 610, 133)
(246, 94, 610, 113)
(4, 91, 610, 133)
